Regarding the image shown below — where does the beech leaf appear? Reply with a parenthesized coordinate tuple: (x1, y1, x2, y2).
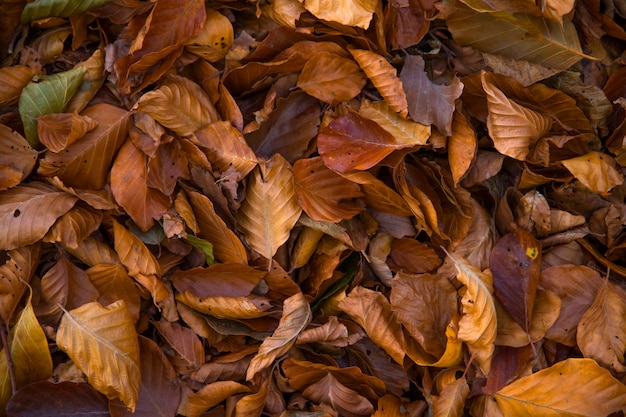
(298, 0, 377, 28)
(237, 154, 302, 261)
(56, 300, 141, 411)
(19, 66, 86, 147)
(21, 0, 115, 22)
(0, 125, 37, 191)
(6, 382, 108, 417)
(494, 358, 626, 416)
(560, 152, 624, 196)
(246, 292, 312, 380)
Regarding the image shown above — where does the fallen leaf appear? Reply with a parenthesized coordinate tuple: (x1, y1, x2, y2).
(298, 0, 377, 28)
(0, 125, 37, 191)
(56, 300, 140, 411)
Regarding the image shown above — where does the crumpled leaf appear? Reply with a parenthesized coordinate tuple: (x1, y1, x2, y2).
(185, 7, 233, 62)
(19, 66, 86, 147)
(177, 381, 250, 417)
(246, 292, 312, 380)
(37, 112, 98, 153)
(237, 154, 302, 261)
(56, 300, 140, 411)
(448, 253, 497, 375)
(302, 373, 374, 417)
(0, 182, 77, 250)
(494, 358, 626, 416)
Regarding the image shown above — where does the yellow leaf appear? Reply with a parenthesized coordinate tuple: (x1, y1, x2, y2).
(433, 376, 470, 417)
(185, 8, 234, 62)
(113, 219, 162, 277)
(560, 151, 624, 196)
(494, 358, 626, 416)
(56, 300, 141, 411)
(246, 292, 312, 380)
(448, 254, 497, 375)
(177, 291, 274, 319)
(0, 291, 52, 413)
(237, 154, 302, 261)
(358, 99, 430, 146)
(298, 0, 377, 28)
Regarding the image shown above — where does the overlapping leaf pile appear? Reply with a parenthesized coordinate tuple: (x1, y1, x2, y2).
(1, 0, 626, 415)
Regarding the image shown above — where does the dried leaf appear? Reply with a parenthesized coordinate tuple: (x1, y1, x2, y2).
(57, 300, 140, 411)
(339, 286, 406, 365)
(432, 377, 470, 417)
(0, 182, 77, 250)
(297, 52, 367, 105)
(37, 112, 98, 153)
(448, 254, 497, 375)
(185, 8, 233, 62)
(21, 0, 114, 22)
(113, 219, 162, 277)
(302, 373, 374, 417)
(349, 49, 408, 117)
(0, 125, 37, 191)
(177, 292, 274, 320)
(237, 154, 302, 261)
(358, 99, 430, 146)
(177, 381, 250, 417)
(400, 55, 463, 136)
(246, 292, 312, 380)
(577, 281, 626, 373)
(0, 65, 40, 107)
(448, 109, 477, 186)
(6, 382, 108, 417)
(294, 156, 365, 222)
(494, 358, 626, 416)
(298, 0, 377, 28)
(134, 74, 219, 137)
(560, 152, 624, 196)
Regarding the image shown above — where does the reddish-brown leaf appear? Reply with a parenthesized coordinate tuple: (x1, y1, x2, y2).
(38, 103, 131, 190)
(37, 113, 98, 153)
(0, 245, 40, 323)
(6, 382, 109, 417)
(172, 263, 265, 298)
(110, 139, 171, 231)
(489, 228, 541, 333)
(0, 125, 37, 192)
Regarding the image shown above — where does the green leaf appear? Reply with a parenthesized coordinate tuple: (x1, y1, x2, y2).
(21, 0, 115, 23)
(19, 66, 86, 147)
(185, 234, 215, 265)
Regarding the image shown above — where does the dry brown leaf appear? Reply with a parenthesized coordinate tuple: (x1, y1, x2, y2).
(298, 0, 377, 28)
(113, 219, 162, 277)
(86, 263, 141, 323)
(358, 99, 430, 146)
(338, 286, 406, 365)
(482, 72, 552, 161)
(448, 109, 477, 186)
(0, 125, 37, 191)
(237, 154, 302, 261)
(349, 49, 408, 117)
(185, 7, 233, 62)
(57, 300, 141, 411)
(43, 204, 103, 249)
(432, 376, 470, 417)
(577, 281, 626, 373)
(37, 112, 98, 153)
(0, 182, 78, 250)
(0, 65, 40, 106)
(448, 254, 497, 375)
(246, 292, 312, 380)
(177, 381, 250, 417)
(177, 292, 274, 320)
(294, 156, 365, 222)
(302, 373, 374, 417)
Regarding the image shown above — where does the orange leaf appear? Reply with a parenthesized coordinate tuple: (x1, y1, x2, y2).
(357, 99, 430, 146)
(110, 139, 171, 231)
(302, 373, 374, 417)
(177, 381, 250, 417)
(187, 191, 248, 264)
(0, 245, 40, 323)
(560, 151, 624, 196)
(134, 74, 219, 137)
(113, 219, 162, 277)
(482, 72, 552, 161)
(338, 286, 406, 365)
(494, 358, 626, 416)
(0, 125, 37, 191)
(349, 48, 408, 117)
(297, 52, 366, 105)
(87, 263, 141, 323)
(237, 154, 302, 261)
(298, 0, 377, 28)
(246, 292, 312, 380)
(0, 182, 78, 250)
(448, 109, 477, 186)
(185, 7, 234, 62)
(37, 112, 98, 153)
(0, 65, 40, 106)
(43, 204, 103, 249)
(294, 156, 365, 222)
(38, 103, 131, 190)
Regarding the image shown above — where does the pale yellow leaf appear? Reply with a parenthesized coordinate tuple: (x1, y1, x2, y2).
(560, 151, 624, 196)
(358, 99, 430, 146)
(298, 0, 377, 28)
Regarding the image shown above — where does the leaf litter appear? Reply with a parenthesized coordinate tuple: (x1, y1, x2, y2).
(1, 0, 626, 415)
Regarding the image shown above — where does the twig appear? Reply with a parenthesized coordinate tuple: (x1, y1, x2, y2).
(0, 319, 17, 395)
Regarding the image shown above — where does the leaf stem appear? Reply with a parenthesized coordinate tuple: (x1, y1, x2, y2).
(0, 319, 18, 395)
